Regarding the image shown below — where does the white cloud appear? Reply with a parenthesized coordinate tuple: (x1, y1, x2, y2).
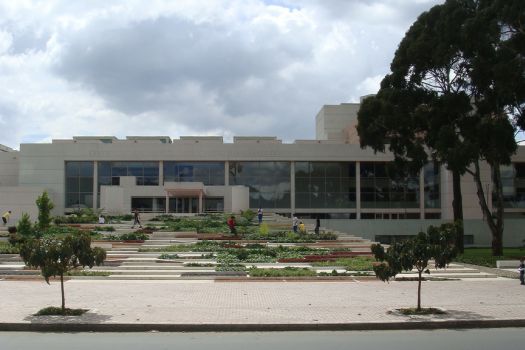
(0, 0, 444, 148)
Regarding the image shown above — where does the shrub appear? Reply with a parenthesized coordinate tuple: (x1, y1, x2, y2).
(7, 226, 17, 234)
(36, 191, 54, 230)
(241, 209, 256, 222)
(17, 213, 33, 237)
(159, 253, 179, 260)
(35, 306, 87, 316)
(93, 226, 115, 232)
(249, 267, 317, 277)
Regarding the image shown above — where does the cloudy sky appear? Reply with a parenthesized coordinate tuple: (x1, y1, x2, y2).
(0, 0, 443, 149)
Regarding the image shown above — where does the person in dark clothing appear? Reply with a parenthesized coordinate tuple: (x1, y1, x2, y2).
(132, 208, 142, 229)
(314, 217, 320, 235)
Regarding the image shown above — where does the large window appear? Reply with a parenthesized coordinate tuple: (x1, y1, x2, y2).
(164, 162, 224, 185)
(131, 197, 166, 212)
(499, 163, 525, 208)
(229, 162, 291, 208)
(360, 162, 419, 209)
(65, 161, 94, 209)
(295, 162, 356, 209)
(424, 162, 440, 208)
(98, 161, 159, 190)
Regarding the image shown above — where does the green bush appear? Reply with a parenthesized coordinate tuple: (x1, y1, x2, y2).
(159, 253, 179, 260)
(36, 191, 54, 230)
(216, 264, 246, 272)
(0, 242, 19, 254)
(34, 306, 87, 316)
(103, 232, 149, 241)
(17, 213, 34, 237)
(93, 226, 115, 232)
(249, 267, 316, 277)
(241, 209, 256, 222)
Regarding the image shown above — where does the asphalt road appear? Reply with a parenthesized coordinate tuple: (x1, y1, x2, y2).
(1, 328, 524, 350)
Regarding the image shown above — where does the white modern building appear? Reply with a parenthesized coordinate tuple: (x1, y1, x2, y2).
(1, 103, 524, 246)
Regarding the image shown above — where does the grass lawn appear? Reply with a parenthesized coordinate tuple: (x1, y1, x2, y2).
(454, 247, 524, 268)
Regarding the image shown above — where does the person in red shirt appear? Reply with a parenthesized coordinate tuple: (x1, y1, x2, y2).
(227, 215, 236, 235)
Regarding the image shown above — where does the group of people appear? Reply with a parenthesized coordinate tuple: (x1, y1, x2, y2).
(292, 214, 320, 235)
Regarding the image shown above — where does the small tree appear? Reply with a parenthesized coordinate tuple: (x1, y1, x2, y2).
(19, 233, 106, 313)
(371, 223, 458, 311)
(36, 191, 54, 230)
(17, 213, 33, 237)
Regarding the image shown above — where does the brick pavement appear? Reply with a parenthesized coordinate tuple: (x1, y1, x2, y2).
(0, 278, 524, 327)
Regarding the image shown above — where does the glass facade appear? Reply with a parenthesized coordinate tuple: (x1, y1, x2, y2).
(131, 197, 166, 212)
(424, 162, 440, 208)
(98, 161, 159, 190)
(163, 162, 224, 185)
(295, 162, 356, 208)
(229, 161, 291, 208)
(65, 161, 94, 208)
(499, 163, 525, 208)
(360, 162, 419, 209)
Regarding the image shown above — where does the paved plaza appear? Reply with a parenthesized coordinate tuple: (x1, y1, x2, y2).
(1, 278, 524, 330)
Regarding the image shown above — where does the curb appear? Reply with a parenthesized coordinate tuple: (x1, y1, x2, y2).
(1, 319, 525, 332)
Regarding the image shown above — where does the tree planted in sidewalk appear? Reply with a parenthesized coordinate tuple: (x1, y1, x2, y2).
(371, 223, 458, 312)
(19, 232, 106, 314)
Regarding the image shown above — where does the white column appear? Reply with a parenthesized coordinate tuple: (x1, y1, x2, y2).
(159, 160, 164, 185)
(165, 193, 169, 213)
(199, 192, 203, 214)
(93, 161, 98, 210)
(290, 161, 295, 213)
(224, 161, 229, 186)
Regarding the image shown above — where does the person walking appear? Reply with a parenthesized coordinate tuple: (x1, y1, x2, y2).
(257, 208, 263, 225)
(519, 257, 525, 286)
(292, 215, 298, 233)
(2, 210, 11, 226)
(314, 217, 320, 235)
(227, 215, 236, 235)
(131, 208, 142, 229)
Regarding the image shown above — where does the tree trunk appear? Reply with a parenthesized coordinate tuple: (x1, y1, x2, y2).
(452, 170, 464, 253)
(470, 161, 504, 256)
(491, 164, 504, 256)
(60, 273, 65, 313)
(417, 270, 422, 311)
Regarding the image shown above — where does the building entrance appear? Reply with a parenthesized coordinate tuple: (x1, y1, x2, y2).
(169, 197, 198, 213)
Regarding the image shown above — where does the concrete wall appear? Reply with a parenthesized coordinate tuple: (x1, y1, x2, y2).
(0, 186, 47, 224)
(307, 219, 525, 247)
(0, 151, 19, 187)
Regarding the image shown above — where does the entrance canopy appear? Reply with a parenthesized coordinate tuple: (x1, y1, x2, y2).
(163, 182, 206, 213)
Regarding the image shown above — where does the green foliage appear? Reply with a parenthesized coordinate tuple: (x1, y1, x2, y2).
(259, 223, 269, 236)
(159, 253, 179, 260)
(312, 257, 375, 271)
(19, 233, 106, 312)
(454, 248, 524, 267)
(93, 226, 115, 232)
(35, 306, 87, 316)
(0, 241, 19, 254)
(103, 232, 149, 241)
(65, 270, 110, 277)
(372, 223, 458, 310)
(35, 191, 54, 230)
(248, 267, 316, 277)
(17, 213, 34, 237)
(357, 0, 525, 256)
(215, 264, 246, 272)
(55, 208, 100, 225)
(241, 209, 256, 222)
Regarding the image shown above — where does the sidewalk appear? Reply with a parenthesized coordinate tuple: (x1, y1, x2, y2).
(1, 278, 524, 331)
